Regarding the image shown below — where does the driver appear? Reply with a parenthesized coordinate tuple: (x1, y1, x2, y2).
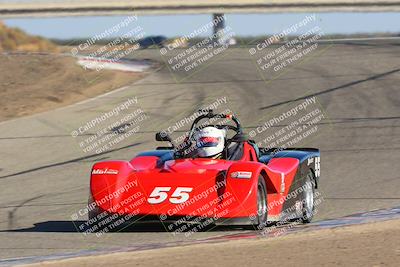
(194, 126, 226, 159)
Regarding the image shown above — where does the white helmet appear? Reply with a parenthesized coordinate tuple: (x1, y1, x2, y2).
(195, 126, 226, 158)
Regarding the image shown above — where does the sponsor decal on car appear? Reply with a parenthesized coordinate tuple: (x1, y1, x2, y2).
(231, 171, 252, 179)
(92, 168, 119, 175)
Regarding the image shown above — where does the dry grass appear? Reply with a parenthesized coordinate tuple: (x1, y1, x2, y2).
(0, 54, 144, 121)
(0, 22, 146, 121)
(0, 21, 58, 52)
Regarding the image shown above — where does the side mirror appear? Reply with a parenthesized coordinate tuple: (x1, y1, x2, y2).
(155, 132, 172, 142)
(230, 133, 249, 143)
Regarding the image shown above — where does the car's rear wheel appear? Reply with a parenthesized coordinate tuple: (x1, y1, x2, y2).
(301, 171, 316, 223)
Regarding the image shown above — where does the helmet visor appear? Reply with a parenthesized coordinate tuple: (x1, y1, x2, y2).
(197, 136, 221, 148)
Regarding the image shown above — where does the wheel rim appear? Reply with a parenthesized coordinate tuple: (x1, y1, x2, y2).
(257, 184, 267, 223)
(304, 181, 314, 217)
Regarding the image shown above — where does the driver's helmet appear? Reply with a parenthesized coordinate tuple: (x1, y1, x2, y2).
(195, 126, 226, 158)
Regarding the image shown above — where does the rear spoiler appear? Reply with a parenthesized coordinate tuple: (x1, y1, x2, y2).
(257, 147, 320, 168)
(259, 147, 319, 154)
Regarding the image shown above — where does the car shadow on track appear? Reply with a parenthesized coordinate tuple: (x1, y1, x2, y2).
(0, 220, 241, 233)
(0, 221, 82, 233)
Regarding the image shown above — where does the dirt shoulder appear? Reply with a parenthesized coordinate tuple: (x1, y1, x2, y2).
(0, 53, 145, 121)
(23, 219, 400, 267)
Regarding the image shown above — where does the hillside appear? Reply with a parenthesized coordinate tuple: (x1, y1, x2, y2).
(0, 21, 58, 52)
(0, 21, 146, 121)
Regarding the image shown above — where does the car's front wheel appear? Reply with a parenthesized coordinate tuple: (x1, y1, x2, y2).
(245, 175, 268, 230)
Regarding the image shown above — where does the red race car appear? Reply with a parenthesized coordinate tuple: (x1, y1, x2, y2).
(88, 110, 320, 232)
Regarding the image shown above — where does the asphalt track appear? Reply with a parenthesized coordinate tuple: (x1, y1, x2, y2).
(2, 206, 399, 266)
(0, 39, 399, 260)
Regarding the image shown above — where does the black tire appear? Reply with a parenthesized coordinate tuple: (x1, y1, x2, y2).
(87, 205, 101, 233)
(301, 171, 316, 223)
(87, 199, 108, 233)
(257, 176, 268, 228)
(244, 175, 268, 230)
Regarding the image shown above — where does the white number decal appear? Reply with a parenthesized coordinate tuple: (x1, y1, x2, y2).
(147, 187, 193, 204)
(169, 187, 193, 204)
(147, 187, 171, 204)
(314, 157, 321, 177)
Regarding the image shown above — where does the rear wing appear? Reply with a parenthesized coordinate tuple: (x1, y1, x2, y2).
(258, 147, 320, 164)
(259, 147, 319, 156)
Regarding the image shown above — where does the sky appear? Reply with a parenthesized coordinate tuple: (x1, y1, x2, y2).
(3, 12, 400, 39)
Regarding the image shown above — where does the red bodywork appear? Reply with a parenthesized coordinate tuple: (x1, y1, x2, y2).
(90, 142, 300, 223)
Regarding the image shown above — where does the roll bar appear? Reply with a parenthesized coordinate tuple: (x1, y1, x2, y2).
(187, 109, 243, 140)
